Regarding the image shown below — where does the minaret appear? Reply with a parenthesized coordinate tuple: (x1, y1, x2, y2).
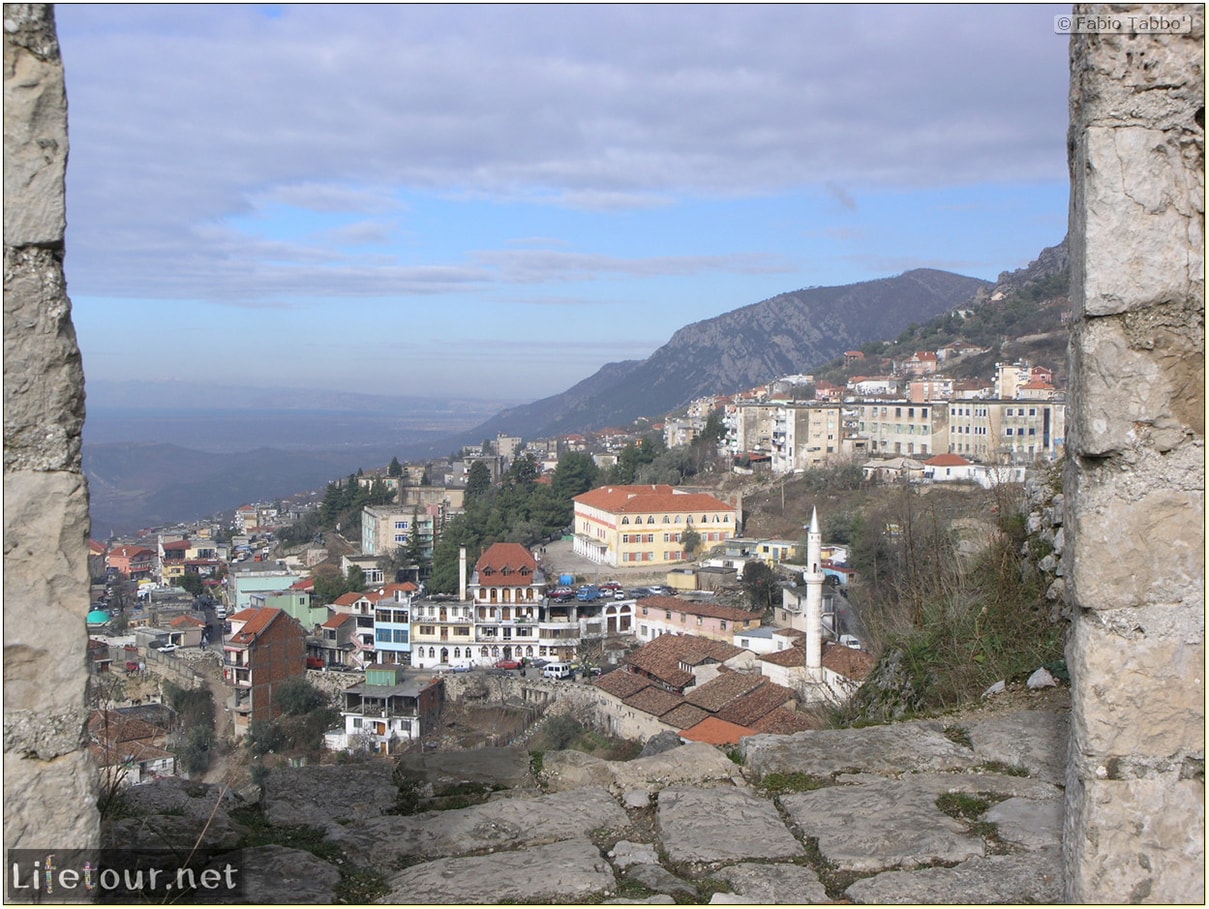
(804, 506, 824, 672)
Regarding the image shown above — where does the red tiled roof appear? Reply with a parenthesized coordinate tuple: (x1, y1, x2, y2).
(170, 615, 206, 628)
(820, 642, 877, 681)
(925, 453, 973, 467)
(161, 539, 190, 551)
(228, 607, 285, 645)
(624, 634, 744, 691)
(679, 716, 755, 745)
(714, 681, 797, 727)
(684, 671, 767, 712)
(749, 706, 823, 735)
(332, 592, 363, 607)
(660, 702, 711, 730)
(761, 647, 809, 669)
(291, 578, 315, 590)
(623, 686, 686, 717)
(321, 613, 354, 628)
(574, 485, 736, 516)
(594, 669, 652, 700)
(475, 543, 538, 585)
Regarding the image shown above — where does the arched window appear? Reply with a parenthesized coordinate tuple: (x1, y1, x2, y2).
(663, 515, 669, 523)
(647, 516, 655, 524)
(621, 516, 630, 524)
(453, 647, 461, 659)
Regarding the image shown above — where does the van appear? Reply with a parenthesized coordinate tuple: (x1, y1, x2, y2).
(543, 661, 573, 680)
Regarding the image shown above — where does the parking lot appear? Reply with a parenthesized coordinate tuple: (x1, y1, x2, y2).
(537, 537, 676, 587)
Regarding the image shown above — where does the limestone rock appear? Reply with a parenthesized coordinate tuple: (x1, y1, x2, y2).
(210, 844, 341, 904)
(741, 718, 979, 779)
(608, 840, 660, 869)
(1027, 667, 1058, 689)
(657, 785, 803, 865)
(383, 837, 616, 903)
(262, 761, 396, 828)
(638, 730, 684, 756)
(967, 710, 1069, 784)
(711, 861, 830, 904)
(982, 796, 1063, 849)
(395, 745, 534, 791)
(620, 863, 696, 899)
(844, 847, 1062, 904)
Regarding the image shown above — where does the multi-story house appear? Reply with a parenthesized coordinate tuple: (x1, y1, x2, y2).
(361, 505, 438, 561)
(410, 597, 475, 669)
(328, 590, 376, 666)
(372, 582, 417, 666)
(315, 612, 357, 668)
(634, 596, 762, 644)
(855, 401, 949, 458)
(768, 404, 841, 473)
(901, 350, 939, 376)
(228, 564, 305, 611)
(106, 545, 155, 580)
(325, 664, 443, 755)
(223, 607, 307, 738)
(947, 400, 1065, 462)
(572, 485, 738, 568)
(467, 542, 546, 664)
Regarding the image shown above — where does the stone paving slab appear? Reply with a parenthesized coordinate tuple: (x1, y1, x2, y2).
(327, 785, 628, 868)
(394, 745, 534, 790)
(966, 710, 1069, 783)
(843, 846, 1063, 904)
(982, 795, 1064, 849)
(740, 719, 980, 779)
(262, 761, 397, 828)
(383, 837, 617, 903)
(710, 861, 830, 904)
(657, 785, 804, 865)
(543, 742, 740, 794)
(211, 844, 342, 904)
(780, 777, 984, 872)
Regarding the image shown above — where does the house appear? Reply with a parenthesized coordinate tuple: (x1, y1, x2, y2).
(633, 596, 761, 645)
(622, 632, 751, 695)
(223, 607, 308, 737)
(86, 708, 177, 786)
(228, 563, 306, 611)
(922, 452, 979, 483)
(315, 612, 357, 668)
(760, 639, 876, 706)
(372, 582, 417, 666)
(466, 542, 545, 665)
(325, 664, 443, 755)
(572, 485, 738, 567)
(167, 614, 208, 648)
(902, 351, 939, 376)
(106, 545, 156, 580)
(847, 375, 898, 396)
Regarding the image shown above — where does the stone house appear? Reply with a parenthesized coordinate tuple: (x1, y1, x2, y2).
(86, 708, 176, 787)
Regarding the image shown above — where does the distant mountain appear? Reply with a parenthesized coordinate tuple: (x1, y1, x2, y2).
(456, 268, 991, 443)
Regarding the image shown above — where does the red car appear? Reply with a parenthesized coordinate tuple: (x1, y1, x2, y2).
(494, 658, 522, 670)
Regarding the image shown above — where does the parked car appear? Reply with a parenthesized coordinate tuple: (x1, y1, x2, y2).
(598, 582, 621, 592)
(527, 658, 550, 669)
(450, 663, 474, 673)
(839, 634, 862, 650)
(494, 658, 522, 670)
(576, 585, 601, 601)
(156, 643, 178, 653)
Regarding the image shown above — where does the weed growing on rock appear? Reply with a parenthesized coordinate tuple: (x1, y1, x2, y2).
(944, 725, 973, 748)
(935, 792, 992, 820)
(757, 771, 828, 796)
(976, 760, 1030, 777)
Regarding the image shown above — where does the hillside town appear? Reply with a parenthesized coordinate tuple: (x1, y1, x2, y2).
(84, 347, 1066, 785)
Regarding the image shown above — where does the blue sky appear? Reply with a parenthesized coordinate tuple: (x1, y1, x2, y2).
(56, 3, 1072, 403)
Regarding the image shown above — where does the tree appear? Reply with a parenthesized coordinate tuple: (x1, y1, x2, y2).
(175, 573, 204, 597)
(388, 456, 403, 478)
(551, 451, 599, 506)
(465, 461, 492, 504)
(681, 526, 702, 557)
(275, 677, 326, 716)
(740, 561, 781, 615)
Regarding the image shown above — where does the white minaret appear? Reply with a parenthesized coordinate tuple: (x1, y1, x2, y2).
(804, 506, 824, 672)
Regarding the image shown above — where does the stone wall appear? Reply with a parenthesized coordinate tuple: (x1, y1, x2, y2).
(3, 3, 100, 849)
(1064, 4, 1205, 901)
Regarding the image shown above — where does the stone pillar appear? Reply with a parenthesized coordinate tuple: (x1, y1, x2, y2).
(1064, 4, 1205, 901)
(3, 3, 100, 849)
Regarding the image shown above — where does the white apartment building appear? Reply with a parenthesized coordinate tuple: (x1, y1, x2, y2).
(725, 403, 842, 473)
(855, 401, 949, 458)
(361, 505, 437, 560)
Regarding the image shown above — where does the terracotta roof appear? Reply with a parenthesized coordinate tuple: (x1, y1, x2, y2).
(594, 669, 652, 700)
(638, 596, 760, 623)
(749, 706, 824, 735)
(321, 613, 355, 628)
(574, 485, 736, 516)
(474, 542, 538, 586)
(88, 709, 169, 743)
(684, 671, 767, 712)
(761, 647, 809, 668)
(623, 686, 686, 717)
(820, 642, 877, 681)
(170, 615, 206, 628)
(291, 578, 315, 590)
(715, 681, 797, 726)
(624, 634, 744, 691)
(228, 607, 286, 645)
(925, 453, 973, 467)
(332, 592, 363, 607)
(161, 539, 190, 551)
(660, 702, 711, 730)
(89, 540, 108, 554)
(679, 716, 756, 745)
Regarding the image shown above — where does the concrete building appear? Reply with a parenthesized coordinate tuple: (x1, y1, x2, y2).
(326, 664, 443, 755)
(223, 607, 307, 737)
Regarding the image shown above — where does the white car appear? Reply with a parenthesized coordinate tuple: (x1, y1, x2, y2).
(839, 634, 862, 650)
(156, 643, 178, 653)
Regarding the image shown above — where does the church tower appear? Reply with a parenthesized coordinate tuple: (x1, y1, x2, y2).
(804, 506, 824, 672)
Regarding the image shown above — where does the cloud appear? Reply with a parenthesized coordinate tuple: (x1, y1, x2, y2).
(473, 249, 794, 284)
(825, 182, 858, 212)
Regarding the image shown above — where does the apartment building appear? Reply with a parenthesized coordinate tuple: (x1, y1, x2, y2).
(948, 400, 1066, 462)
(223, 607, 307, 738)
(360, 505, 438, 560)
(855, 401, 949, 458)
(572, 485, 738, 568)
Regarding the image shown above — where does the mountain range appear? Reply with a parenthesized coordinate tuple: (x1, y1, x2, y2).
(85, 250, 1066, 535)
(449, 268, 989, 446)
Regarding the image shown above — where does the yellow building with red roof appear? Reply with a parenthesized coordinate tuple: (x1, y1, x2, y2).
(572, 484, 738, 567)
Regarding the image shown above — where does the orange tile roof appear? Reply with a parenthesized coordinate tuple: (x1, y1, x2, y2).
(684, 671, 767, 712)
(925, 453, 973, 466)
(332, 592, 363, 607)
(594, 669, 652, 699)
(749, 707, 823, 735)
(574, 485, 736, 516)
(715, 681, 797, 726)
(623, 686, 686, 717)
(820, 642, 876, 681)
(170, 615, 206, 628)
(228, 607, 284, 645)
(321, 613, 354, 628)
(624, 634, 744, 690)
(660, 702, 711, 730)
(679, 716, 755, 745)
(475, 543, 538, 585)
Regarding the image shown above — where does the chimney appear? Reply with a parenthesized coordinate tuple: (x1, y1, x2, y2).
(459, 547, 467, 601)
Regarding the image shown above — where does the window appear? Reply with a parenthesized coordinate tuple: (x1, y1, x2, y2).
(647, 516, 655, 524)
(419, 625, 434, 635)
(453, 648, 460, 658)
(720, 620, 727, 630)
(394, 629, 408, 643)
(665, 611, 672, 619)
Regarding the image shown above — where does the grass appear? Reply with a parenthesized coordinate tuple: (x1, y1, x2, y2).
(757, 771, 828, 797)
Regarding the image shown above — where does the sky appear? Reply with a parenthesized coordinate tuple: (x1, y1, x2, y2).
(56, 3, 1072, 404)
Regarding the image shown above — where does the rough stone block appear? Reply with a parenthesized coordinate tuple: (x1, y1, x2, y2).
(1066, 465, 1204, 609)
(2, 4, 67, 247)
(1064, 775, 1205, 903)
(2, 749, 99, 850)
(1068, 315, 1205, 455)
(657, 786, 804, 865)
(1067, 607, 1205, 761)
(3, 247, 86, 472)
